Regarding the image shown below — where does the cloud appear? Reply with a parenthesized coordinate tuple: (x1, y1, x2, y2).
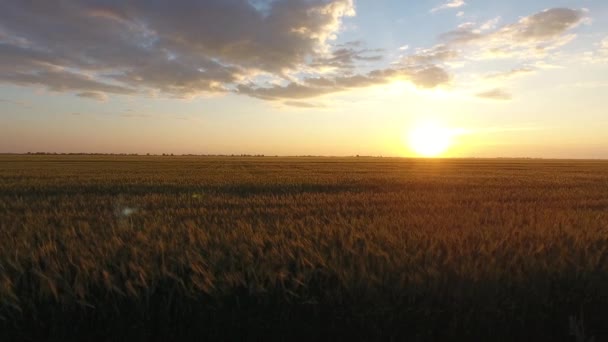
(237, 65, 450, 100)
(484, 67, 536, 80)
(120, 113, 154, 119)
(431, 0, 466, 13)
(76, 91, 108, 101)
(597, 37, 608, 61)
(439, 8, 586, 59)
(480, 17, 501, 31)
(582, 36, 608, 64)
(0, 3, 584, 104)
(401, 45, 459, 66)
(476, 88, 512, 101)
(310, 45, 384, 71)
(0, 98, 31, 108)
(512, 8, 584, 41)
(0, 0, 456, 103)
(0, 0, 359, 100)
(283, 101, 326, 108)
(0, 68, 136, 95)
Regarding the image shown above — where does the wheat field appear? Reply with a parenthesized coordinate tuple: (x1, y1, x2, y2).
(1, 155, 607, 341)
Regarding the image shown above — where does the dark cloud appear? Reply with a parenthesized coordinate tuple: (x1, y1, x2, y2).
(513, 8, 584, 41)
(0, 0, 357, 100)
(476, 88, 512, 101)
(311, 46, 384, 70)
(1, 69, 136, 95)
(336, 40, 363, 48)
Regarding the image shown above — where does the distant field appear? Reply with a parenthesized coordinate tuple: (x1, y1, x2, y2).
(1, 155, 607, 341)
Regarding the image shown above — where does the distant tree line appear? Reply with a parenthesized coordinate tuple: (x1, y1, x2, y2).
(25, 152, 142, 156)
(22, 152, 273, 157)
(20, 152, 388, 158)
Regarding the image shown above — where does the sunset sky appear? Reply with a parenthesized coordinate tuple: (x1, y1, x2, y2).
(1, 0, 607, 158)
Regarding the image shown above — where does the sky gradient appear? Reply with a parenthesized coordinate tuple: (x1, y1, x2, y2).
(1, 0, 607, 158)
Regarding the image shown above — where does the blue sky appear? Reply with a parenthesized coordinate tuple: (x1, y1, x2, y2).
(1, 0, 607, 157)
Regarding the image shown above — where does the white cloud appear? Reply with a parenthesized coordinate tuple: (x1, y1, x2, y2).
(431, 8, 588, 101)
(431, 0, 466, 13)
(440, 8, 586, 60)
(479, 17, 501, 31)
(583, 37, 608, 64)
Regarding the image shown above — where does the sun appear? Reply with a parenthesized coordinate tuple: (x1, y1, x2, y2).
(407, 122, 453, 157)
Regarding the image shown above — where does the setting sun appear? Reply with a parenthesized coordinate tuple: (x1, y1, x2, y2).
(407, 123, 454, 157)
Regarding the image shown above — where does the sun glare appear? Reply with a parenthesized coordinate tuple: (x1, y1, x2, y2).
(407, 122, 454, 157)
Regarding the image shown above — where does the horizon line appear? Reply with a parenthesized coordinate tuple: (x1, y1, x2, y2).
(1, 152, 607, 161)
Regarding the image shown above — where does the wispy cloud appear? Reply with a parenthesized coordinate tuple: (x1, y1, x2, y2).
(0, 98, 31, 108)
(120, 113, 154, 119)
(310, 44, 384, 71)
(479, 17, 501, 31)
(431, 0, 466, 13)
(238, 65, 451, 100)
(283, 101, 326, 108)
(582, 36, 608, 64)
(476, 88, 512, 101)
(76, 91, 108, 102)
(439, 8, 586, 60)
(484, 67, 536, 80)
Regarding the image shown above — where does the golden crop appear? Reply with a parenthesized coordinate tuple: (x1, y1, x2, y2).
(1, 155, 607, 340)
